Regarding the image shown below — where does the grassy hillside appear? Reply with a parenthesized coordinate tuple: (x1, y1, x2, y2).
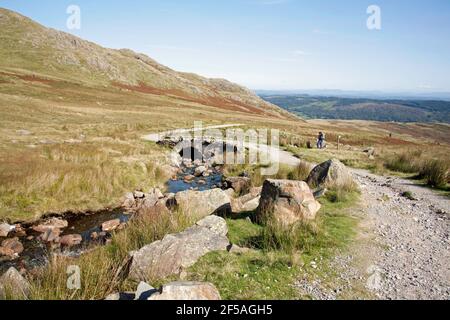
(0, 7, 292, 119)
(260, 94, 450, 123)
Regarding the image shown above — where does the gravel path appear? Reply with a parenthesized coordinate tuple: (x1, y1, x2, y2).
(352, 169, 450, 300)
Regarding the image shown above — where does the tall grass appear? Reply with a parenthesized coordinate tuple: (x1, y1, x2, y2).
(0, 142, 169, 221)
(384, 150, 423, 173)
(419, 159, 449, 188)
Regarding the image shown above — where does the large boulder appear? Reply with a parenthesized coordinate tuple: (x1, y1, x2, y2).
(256, 179, 321, 226)
(0, 267, 30, 299)
(175, 189, 231, 219)
(148, 282, 221, 300)
(129, 215, 229, 281)
(307, 159, 354, 189)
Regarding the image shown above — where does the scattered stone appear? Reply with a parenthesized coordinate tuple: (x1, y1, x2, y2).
(224, 177, 251, 195)
(129, 215, 229, 281)
(39, 228, 61, 243)
(256, 179, 321, 226)
(16, 129, 32, 136)
(104, 292, 135, 301)
(32, 218, 68, 233)
(101, 219, 121, 232)
(363, 147, 376, 157)
(59, 234, 82, 247)
(0, 223, 15, 237)
(90, 232, 99, 240)
(133, 191, 145, 199)
(174, 189, 231, 219)
(228, 244, 251, 254)
(1, 237, 24, 255)
(0, 267, 30, 299)
(148, 282, 221, 300)
(135, 281, 157, 300)
(366, 265, 383, 291)
(194, 166, 207, 177)
(122, 192, 135, 209)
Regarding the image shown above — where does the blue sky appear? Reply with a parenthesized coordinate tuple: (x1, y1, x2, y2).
(1, 0, 450, 92)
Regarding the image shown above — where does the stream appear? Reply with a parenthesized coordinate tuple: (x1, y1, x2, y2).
(0, 164, 223, 273)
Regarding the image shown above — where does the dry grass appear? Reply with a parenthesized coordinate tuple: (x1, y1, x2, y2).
(419, 159, 449, 188)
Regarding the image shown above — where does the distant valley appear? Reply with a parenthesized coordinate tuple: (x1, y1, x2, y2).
(260, 94, 450, 123)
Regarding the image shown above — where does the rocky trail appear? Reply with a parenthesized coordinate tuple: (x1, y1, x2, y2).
(350, 169, 450, 300)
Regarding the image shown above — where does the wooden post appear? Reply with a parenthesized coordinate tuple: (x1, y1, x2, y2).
(337, 135, 341, 150)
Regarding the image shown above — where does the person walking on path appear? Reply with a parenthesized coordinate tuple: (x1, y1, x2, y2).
(317, 132, 325, 149)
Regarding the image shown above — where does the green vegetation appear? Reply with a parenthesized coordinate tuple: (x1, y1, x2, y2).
(184, 191, 360, 300)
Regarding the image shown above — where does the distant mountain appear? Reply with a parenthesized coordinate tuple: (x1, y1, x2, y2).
(0, 8, 291, 119)
(259, 94, 450, 123)
(256, 90, 450, 101)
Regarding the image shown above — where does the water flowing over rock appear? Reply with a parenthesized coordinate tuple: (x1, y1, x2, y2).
(307, 159, 354, 189)
(256, 179, 321, 226)
(174, 189, 231, 219)
(128, 215, 230, 281)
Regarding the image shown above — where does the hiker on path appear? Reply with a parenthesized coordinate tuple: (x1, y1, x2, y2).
(317, 132, 325, 149)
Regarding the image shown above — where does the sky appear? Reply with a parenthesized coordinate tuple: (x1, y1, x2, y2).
(1, 0, 450, 93)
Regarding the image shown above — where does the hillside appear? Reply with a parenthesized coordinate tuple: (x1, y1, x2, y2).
(260, 94, 450, 123)
(0, 8, 290, 118)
